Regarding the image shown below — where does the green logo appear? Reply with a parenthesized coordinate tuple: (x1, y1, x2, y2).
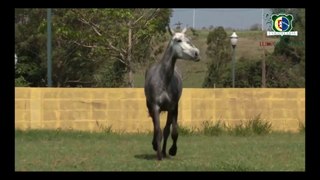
(267, 14, 298, 36)
(272, 14, 293, 32)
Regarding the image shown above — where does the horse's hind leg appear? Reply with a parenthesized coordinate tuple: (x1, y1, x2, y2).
(150, 106, 163, 160)
(162, 111, 173, 157)
(169, 106, 178, 156)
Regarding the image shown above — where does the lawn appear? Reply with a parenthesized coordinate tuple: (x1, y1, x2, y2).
(15, 130, 305, 171)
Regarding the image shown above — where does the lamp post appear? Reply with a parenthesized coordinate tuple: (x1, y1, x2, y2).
(15, 54, 18, 66)
(47, 8, 52, 87)
(230, 32, 238, 88)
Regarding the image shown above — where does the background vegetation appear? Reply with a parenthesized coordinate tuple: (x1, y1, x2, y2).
(15, 8, 305, 88)
(15, 9, 305, 171)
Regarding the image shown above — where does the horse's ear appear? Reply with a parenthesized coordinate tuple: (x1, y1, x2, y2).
(181, 27, 187, 34)
(168, 26, 174, 36)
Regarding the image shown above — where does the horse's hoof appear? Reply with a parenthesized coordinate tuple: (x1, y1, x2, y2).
(152, 142, 157, 151)
(169, 146, 177, 156)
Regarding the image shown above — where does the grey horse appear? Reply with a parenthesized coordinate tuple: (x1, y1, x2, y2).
(144, 27, 200, 160)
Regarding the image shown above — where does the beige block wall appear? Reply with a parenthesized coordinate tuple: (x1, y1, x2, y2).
(15, 88, 305, 133)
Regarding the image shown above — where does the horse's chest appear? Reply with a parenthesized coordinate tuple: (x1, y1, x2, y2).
(159, 91, 171, 104)
(157, 90, 180, 111)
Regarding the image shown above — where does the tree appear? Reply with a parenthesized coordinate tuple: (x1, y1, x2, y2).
(225, 55, 305, 88)
(15, 9, 48, 87)
(270, 8, 305, 87)
(203, 26, 232, 87)
(60, 8, 172, 87)
(15, 8, 172, 87)
(272, 9, 305, 64)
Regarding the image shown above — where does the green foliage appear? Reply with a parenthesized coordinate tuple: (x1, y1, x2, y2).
(273, 36, 302, 64)
(232, 57, 261, 87)
(62, 8, 171, 87)
(178, 125, 197, 136)
(15, 9, 48, 87)
(271, 9, 305, 86)
(15, 9, 304, 88)
(15, 8, 172, 87)
(202, 9, 304, 88)
(14, 54, 46, 87)
(202, 120, 226, 136)
(232, 114, 272, 136)
(95, 121, 113, 134)
(94, 60, 127, 87)
(206, 26, 230, 54)
(219, 55, 305, 88)
(177, 115, 272, 137)
(203, 26, 231, 88)
(265, 55, 295, 87)
(15, 76, 30, 87)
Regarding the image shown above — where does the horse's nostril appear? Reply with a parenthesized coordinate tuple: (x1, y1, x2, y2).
(195, 52, 198, 57)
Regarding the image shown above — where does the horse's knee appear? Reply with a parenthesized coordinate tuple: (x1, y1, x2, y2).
(171, 129, 178, 140)
(152, 140, 157, 151)
(163, 125, 170, 137)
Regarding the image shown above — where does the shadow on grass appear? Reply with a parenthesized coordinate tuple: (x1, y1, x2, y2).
(134, 154, 158, 160)
(134, 154, 176, 161)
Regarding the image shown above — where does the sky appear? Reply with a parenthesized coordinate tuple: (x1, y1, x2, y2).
(170, 8, 272, 30)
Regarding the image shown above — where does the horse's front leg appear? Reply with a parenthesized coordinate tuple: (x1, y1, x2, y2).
(151, 106, 162, 160)
(162, 111, 173, 157)
(169, 105, 178, 156)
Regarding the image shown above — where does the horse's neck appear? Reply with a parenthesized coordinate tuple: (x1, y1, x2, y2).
(160, 42, 177, 85)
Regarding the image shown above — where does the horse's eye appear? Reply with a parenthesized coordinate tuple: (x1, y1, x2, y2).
(176, 39, 182, 43)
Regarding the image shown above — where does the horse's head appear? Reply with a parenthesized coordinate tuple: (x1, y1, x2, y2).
(168, 27, 200, 62)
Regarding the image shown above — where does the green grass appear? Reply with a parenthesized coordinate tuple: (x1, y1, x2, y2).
(15, 129, 305, 171)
